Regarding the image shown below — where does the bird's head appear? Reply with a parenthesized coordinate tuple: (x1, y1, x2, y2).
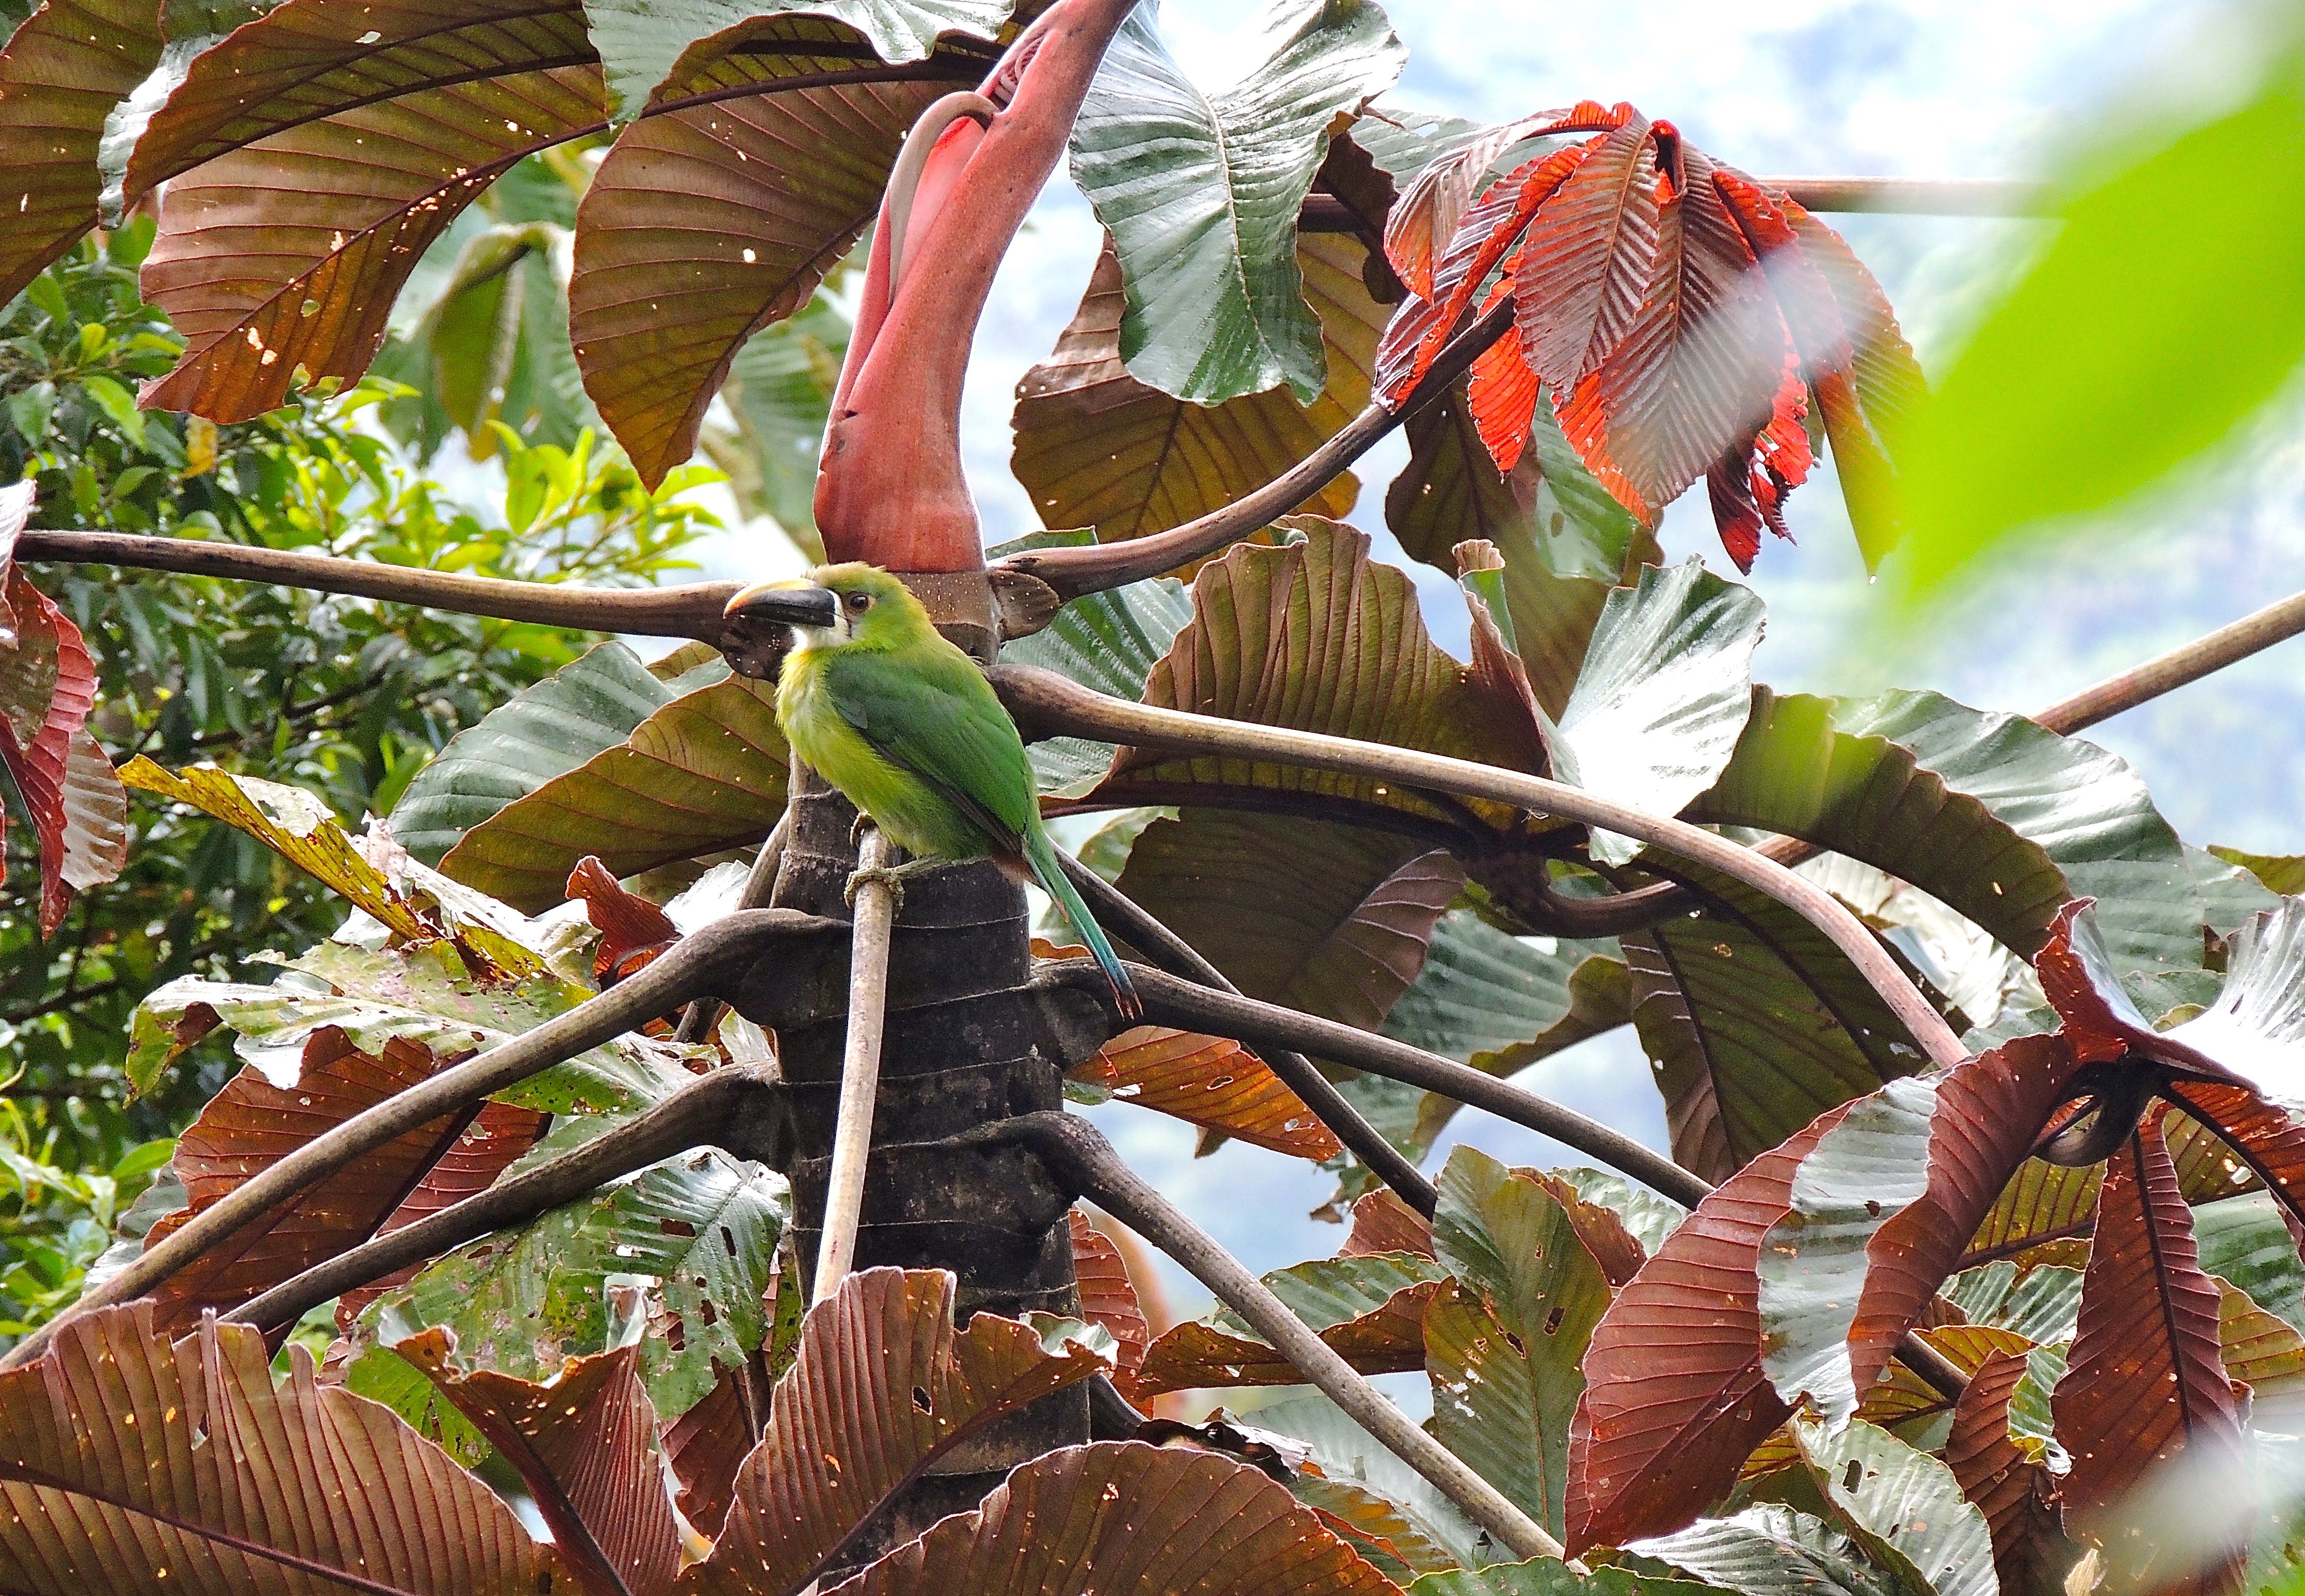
(722, 564, 932, 654)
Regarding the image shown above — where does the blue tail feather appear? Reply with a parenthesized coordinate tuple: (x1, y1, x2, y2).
(1024, 828, 1141, 1021)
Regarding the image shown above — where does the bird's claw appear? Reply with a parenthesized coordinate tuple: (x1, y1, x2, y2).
(849, 811, 876, 851)
(844, 863, 908, 913)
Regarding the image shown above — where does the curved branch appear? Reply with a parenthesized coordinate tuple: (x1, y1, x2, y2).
(15, 530, 740, 640)
(977, 1110, 1569, 1565)
(995, 300, 1515, 605)
(995, 666, 1965, 1070)
(2, 910, 837, 1370)
(222, 1064, 772, 1334)
(1049, 957, 1706, 1208)
(1053, 854, 1439, 1216)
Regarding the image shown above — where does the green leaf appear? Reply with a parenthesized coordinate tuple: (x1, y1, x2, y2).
(1943, 1263, 2084, 1345)
(2192, 1191, 2305, 1335)
(1696, 688, 2203, 974)
(708, 294, 847, 544)
(1425, 1146, 1614, 1539)
(370, 1140, 785, 1421)
(1550, 1167, 1687, 1257)
(443, 669, 788, 912)
(581, 0, 1010, 121)
(1245, 1391, 1496, 1574)
(1628, 1505, 1900, 1596)
(1886, 60, 2305, 607)
(991, 538, 1192, 798)
(1069, 0, 1404, 404)
(1547, 557, 1763, 866)
(392, 640, 678, 864)
(2210, 845, 2305, 898)
(341, 1342, 491, 1467)
(1379, 910, 1627, 1158)
(1788, 1416, 1999, 1596)
(1410, 1562, 1734, 1596)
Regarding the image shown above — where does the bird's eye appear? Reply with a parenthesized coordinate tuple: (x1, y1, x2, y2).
(845, 592, 872, 613)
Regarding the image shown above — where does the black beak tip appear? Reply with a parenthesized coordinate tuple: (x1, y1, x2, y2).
(724, 584, 839, 628)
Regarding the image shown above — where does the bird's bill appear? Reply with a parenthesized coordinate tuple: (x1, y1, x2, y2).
(724, 580, 840, 629)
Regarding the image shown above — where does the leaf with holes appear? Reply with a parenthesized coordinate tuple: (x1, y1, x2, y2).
(1426, 1146, 1614, 1540)
(1787, 1415, 1998, 1596)
(371, 1141, 785, 1423)
(398, 1332, 683, 1596)
(1630, 1505, 1900, 1596)
(1070, 1211, 1152, 1397)
(1106, 518, 1531, 825)
(1115, 809, 1462, 1035)
(1945, 1345, 2077, 1596)
(687, 1267, 1110, 1595)
(1069, 0, 1403, 405)
(574, 14, 999, 485)
(1071, 1025, 1343, 1160)
(1133, 1250, 1445, 1395)
(444, 670, 788, 912)
(1010, 233, 1384, 553)
(0, 1305, 555, 1591)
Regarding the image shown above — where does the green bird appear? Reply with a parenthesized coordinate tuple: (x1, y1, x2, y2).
(725, 564, 1141, 1019)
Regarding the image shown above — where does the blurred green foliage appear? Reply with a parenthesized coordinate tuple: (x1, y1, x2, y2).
(1887, 34, 2305, 607)
(0, 221, 720, 1196)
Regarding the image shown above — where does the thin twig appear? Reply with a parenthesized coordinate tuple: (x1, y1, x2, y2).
(225, 1066, 769, 1333)
(1053, 854, 1439, 1216)
(995, 667, 1965, 1069)
(2, 911, 834, 1370)
(815, 827, 897, 1304)
(981, 1111, 1569, 1563)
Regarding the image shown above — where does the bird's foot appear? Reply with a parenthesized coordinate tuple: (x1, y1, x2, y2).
(843, 857, 939, 912)
(849, 811, 875, 851)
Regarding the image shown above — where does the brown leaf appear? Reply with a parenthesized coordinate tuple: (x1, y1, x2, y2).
(690, 1267, 1110, 1596)
(400, 1332, 683, 1596)
(572, 19, 989, 486)
(141, 1027, 480, 1334)
(1342, 1188, 1434, 1259)
(1070, 1026, 1342, 1161)
(569, 854, 683, 982)
(0, 0, 163, 305)
(1070, 1210, 1151, 1396)
(133, 0, 606, 419)
(1010, 234, 1380, 554)
(817, 1441, 1402, 1595)
(1946, 1346, 2075, 1596)
(0, 1304, 554, 1591)
(1134, 1275, 1440, 1396)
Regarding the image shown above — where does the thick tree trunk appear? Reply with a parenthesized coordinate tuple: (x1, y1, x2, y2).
(767, 764, 1089, 1565)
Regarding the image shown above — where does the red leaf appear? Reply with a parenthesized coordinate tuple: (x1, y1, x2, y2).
(142, 1028, 479, 1334)
(1945, 1347, 2073, 1596)
(1071, 1026, 1343, 1161)
(1071, 1210, 1152, 1397)
(1564, 1101, 1854, 1552)
(568, 854, 683, 983)
(1465, 272, 1545, 473)
(1341, 1188, 1434, 1260)
(399, 1332, 683, 1596)
(1133, 1276, 1440, 1396)
(1513, 114, 1664, 393)
(2053, 1120, 2246, 1587)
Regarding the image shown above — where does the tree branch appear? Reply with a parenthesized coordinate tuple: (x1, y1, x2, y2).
(995, 666, 1965, 1068)
(975, 1110, 1570, 1565)
(14, 530, 741, 640)
(2, 910, 837, 1370)
(1053, 853, 1439, 1216)
(222, 1064, 774, 1334)
(815, 826, 897, 1302)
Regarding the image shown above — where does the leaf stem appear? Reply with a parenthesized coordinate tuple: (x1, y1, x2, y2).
(976, 1110, 1573, 1565)
(1, 911, 837, 1370)
(1053, 854, 1440, 1215)
(994, 665, 1967, 1069)
(815, 826, 897, 1303)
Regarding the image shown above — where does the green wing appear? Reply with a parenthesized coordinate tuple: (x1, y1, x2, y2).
(822, 644, 1039, 849)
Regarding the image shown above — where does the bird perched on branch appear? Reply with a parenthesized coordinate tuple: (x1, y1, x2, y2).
(725, 564, 1141, 1019)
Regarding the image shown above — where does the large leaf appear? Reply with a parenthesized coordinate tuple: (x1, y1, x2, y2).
(398, 1333, 683, 1596)
(393, 639, 680, 865)
(572, 15, 990, 486)
(1788, 1416, 1998, 1596)
(135, 1028, 482, 1334)
(1133, 1249, 1444, 1394)
(1, 492, 126, 932)
(1945, 1346, 2074, 1596)
(816, 1440, 1402, 1595)
(1010, 233, 1383, 550)
(2212, 848, 2305, 897)
(1886, 66, 2305, 604)
(689, 1267, 1110, 1596)
(0, 1304, 555, 1592)
(2052, 1119, 2245, 1533)
(1546, 557, 1763, 867)
(1426, 1146, 1614, 1540)
(1070, 1024, 1344, 1160)
(0, 0, 162, 304)
(1068, 0, 1403, 405)
(340, 1098, 551, 1326)
(1106, 518, 1529, 823)
(131, 0, 607, 419)
(1630, 1505, 1899, 1596)
(372, 1140, 786, 1422)
(1378, 909, 1628, 1160)
(1114, 809, 1461, 1033)
(1695, 688, 2204, 973)
(444, 670, 788, 911)
(1410, 1563, 1733, 1596)
(1246, 1389, 1495, 1576)
(1070, 1211, 1152, 1397)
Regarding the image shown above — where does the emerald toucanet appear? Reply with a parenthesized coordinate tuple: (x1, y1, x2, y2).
(725, 564, 1141, 1019)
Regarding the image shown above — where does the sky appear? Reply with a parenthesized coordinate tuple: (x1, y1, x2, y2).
(671, 1, 2305, 1315)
